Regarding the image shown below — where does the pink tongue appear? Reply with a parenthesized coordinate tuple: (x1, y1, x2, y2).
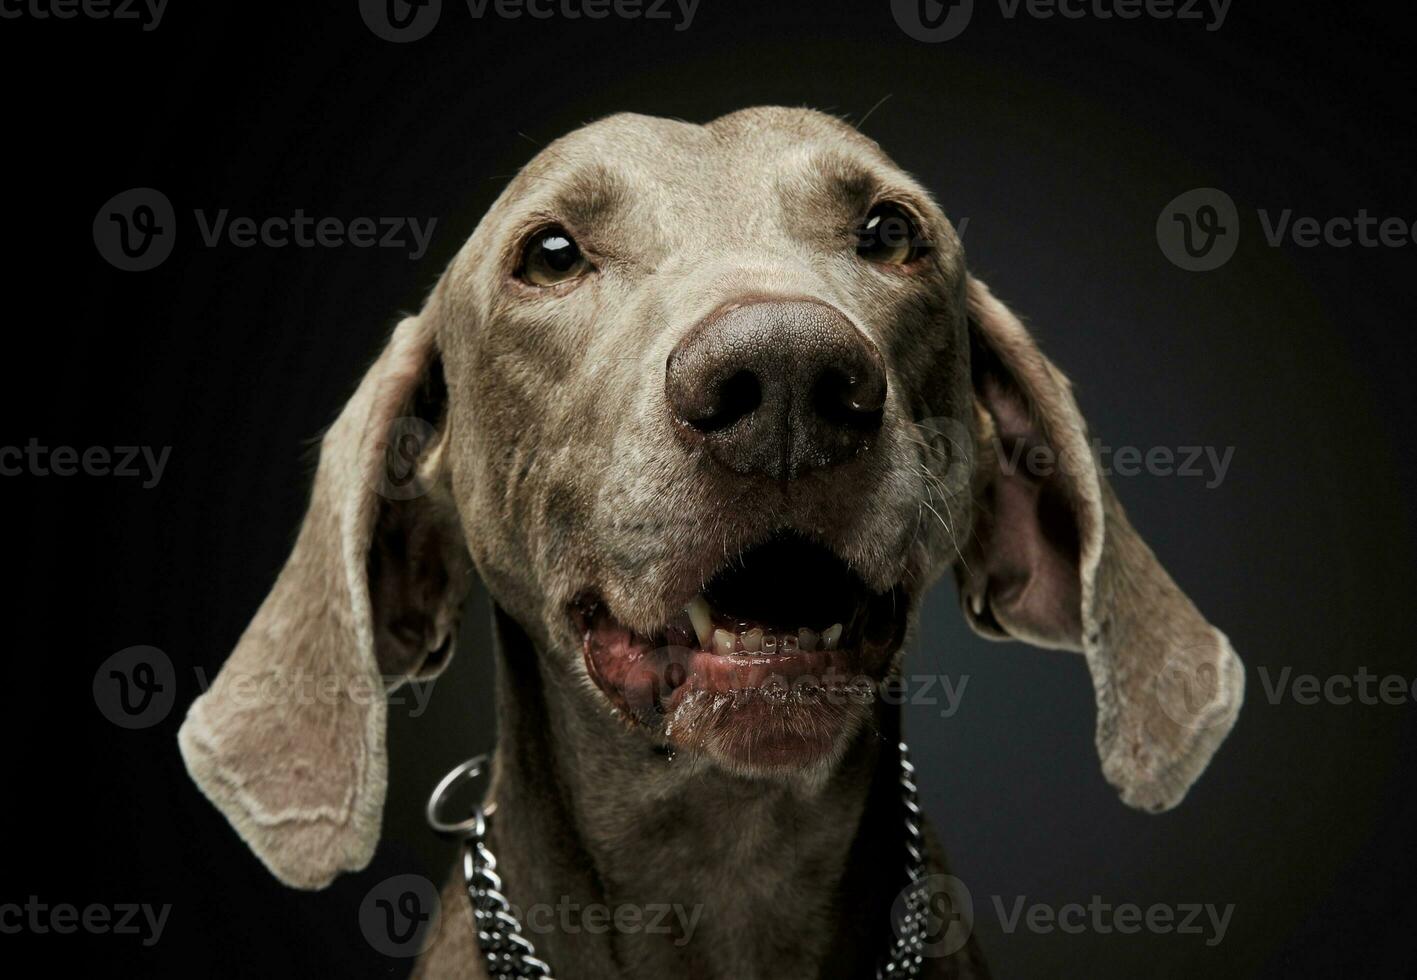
(583, 622, 691, 720)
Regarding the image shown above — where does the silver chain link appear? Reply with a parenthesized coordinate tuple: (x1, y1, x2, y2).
(429, 740, 925, 979)
(461, 817, 555, 978)
(878, 740, 927, 979)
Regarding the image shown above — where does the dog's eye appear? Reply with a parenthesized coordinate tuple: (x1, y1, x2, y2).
(518, 227, 591, 286)
(857, 203, 925, 265)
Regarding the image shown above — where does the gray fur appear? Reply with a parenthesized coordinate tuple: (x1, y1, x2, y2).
(178, 108, 1241, 978)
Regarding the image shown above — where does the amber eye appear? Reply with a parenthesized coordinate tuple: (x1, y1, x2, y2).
(857, 203, 926, 265)
(518, 227, 592, 286)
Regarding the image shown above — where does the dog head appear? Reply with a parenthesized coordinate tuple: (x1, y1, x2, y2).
(179, 108, 1243, 889)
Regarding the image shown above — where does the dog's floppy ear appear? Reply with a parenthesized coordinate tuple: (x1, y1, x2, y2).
(178, 314, 471, 889)
(956, 277, 1243, 812)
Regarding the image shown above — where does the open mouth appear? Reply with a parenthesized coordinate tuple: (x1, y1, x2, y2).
(574, 533, 909, 730)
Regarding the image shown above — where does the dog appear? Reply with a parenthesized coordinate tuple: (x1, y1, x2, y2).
(177, 107, 1244, 978)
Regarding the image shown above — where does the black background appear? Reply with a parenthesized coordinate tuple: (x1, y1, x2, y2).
(4, 1, 1416, 976)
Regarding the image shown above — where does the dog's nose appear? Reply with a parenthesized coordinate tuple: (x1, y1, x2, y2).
(665, 299, 887, 479)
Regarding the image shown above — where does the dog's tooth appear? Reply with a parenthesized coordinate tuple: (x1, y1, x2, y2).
(762, 633, 778, 654)
(684, 595, 714, 649)
(713, 628, 735, 656)
(781, 633, 798, 653)
(822, 623, 843, 650)
(742, 628, 763, 652)
(798, 627, 819, 652)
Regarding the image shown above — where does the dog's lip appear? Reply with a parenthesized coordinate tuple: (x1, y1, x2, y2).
(576, 605, 901, 721)
(660, 647, 877, 709)
(572, 534, 910, 721)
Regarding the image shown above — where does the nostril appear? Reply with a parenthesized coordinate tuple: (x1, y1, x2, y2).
(688, 369, 762, 434)
(666, 299, 888, 476)
(811, 367, 885, 432)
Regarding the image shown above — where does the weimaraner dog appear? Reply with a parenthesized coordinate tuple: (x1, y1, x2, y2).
(178, 107, 1243, 978)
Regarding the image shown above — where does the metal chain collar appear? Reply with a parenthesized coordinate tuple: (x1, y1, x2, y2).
(878, 741, 927, 979)
(428, 741, 926, 979)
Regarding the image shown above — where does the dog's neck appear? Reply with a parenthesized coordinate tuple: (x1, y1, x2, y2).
(484, 607, 907, 980)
